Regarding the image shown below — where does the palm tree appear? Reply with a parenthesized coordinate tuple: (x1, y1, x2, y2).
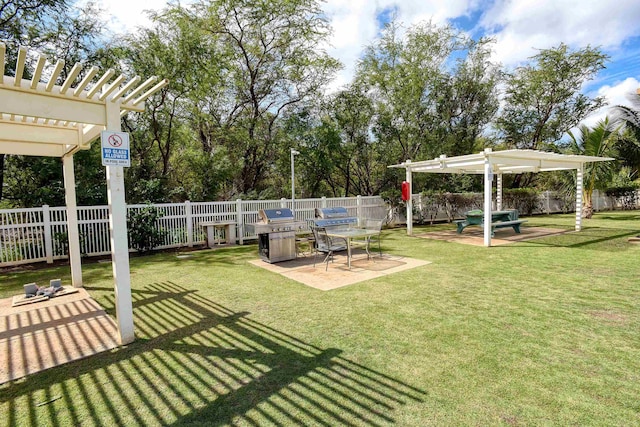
(568, 117, 618, 219)
(611, 92, 640, 178)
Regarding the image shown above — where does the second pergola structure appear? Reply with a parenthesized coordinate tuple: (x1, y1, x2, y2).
(389, 148, 614, 247)
(0, 44, 168, 344)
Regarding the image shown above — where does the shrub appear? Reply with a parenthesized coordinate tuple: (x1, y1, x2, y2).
(605, 185, 640, 210)
(127, 205, 166, 253)
(444, 192, 482, 222)
(503, 188, 540, 215)
(415, 191, 442, 225)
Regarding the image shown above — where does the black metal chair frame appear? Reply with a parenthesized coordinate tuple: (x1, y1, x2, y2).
(311, 226, 347, 271)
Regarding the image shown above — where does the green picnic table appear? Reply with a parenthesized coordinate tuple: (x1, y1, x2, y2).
(455, 210, 527, 236)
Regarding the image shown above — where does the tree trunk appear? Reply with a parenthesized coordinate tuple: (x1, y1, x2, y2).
(582, 200, 593, 219)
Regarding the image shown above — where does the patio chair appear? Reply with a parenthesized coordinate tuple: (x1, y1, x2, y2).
(311, 227, 347, 271)
(364, 218, 383, 256)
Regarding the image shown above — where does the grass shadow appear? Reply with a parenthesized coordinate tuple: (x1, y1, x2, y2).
(0, 281, 425, 426)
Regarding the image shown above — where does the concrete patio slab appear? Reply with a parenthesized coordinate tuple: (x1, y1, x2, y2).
(249, 251, 431, 291)
(0, 288, 120, 384)
(416, 226, 568, 246)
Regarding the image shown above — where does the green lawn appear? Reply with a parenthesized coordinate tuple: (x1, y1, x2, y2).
(1, 211, 639, 426)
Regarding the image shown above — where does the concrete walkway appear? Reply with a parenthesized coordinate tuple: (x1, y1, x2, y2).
(0, 288, 119, 384)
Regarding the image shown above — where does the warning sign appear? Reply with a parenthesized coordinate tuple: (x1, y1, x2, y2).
(101, 131, 130, 167)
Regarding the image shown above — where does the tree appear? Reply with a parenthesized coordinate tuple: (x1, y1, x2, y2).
(436, 38, 501, 156)
(497, 43, 608, 152)
(1, 1, 107, 205)
(611, 92, 640, 178)
(180, 0, 341, 196)
(354, 20, 500, 194)
(0, 1, 68, 48)
(356, 21, 500, 160)
(327, 83, 380, 196)
(568, 118, 618, 219)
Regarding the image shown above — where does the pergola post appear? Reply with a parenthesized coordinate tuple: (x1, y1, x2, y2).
(62, 154, 83, 287)
(576, 164, 583, 231)
(105, 101, 135, 345)
(483, 152, 492, 247)
(496, 173, 503, 211)
(406, 160, 413, 236)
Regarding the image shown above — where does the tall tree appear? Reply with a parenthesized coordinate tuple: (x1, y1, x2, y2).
(181, 0, 341, 196)
(356, 21, 500, 163)
(0, 1, 107, 205)
(436, 38, 501, 156)
(497, 43, 608, 151)
(611, 92, 640, 178)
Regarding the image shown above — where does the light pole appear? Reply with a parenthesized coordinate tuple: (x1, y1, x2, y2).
(290, 148, 300, 216)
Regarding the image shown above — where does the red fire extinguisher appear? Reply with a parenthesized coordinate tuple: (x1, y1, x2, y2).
(401, 181, 410, 201)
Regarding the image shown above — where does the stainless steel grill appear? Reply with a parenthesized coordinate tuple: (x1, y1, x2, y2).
(314, 207, 357, 228)
(252, 208, 306, 263)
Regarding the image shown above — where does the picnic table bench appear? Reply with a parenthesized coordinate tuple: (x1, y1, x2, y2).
(454, 210, 527, 236)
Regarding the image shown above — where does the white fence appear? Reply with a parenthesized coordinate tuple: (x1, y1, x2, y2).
(0, 196, 387, 266)
(407, 189, 640, 223)
(1, 189, 637, 267)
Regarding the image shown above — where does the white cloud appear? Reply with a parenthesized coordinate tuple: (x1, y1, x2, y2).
(479, 0, 640, 67)
(78, 0, 176, 34)
(90, 0, 640, 98)
(321, 0, 478, 91)
(581, 77, 640, 128)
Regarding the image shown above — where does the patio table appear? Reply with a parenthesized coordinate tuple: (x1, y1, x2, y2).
(324, 228, 381, 269)
(457, 210, 526, 236)
(465, 210, 513, 223)
(200, 221, 237, 247)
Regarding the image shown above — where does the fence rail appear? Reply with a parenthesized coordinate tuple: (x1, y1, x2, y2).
(0, 196, 387, 266)
(1, 190, 637, 267)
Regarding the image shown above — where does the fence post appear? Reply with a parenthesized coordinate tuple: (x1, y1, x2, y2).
(236, 199, 244, 245)
(43, 205, 54, 264)
(185, 200, 193, 247)
(356, 195, 362, 224)
(321, 196, 327, 208)
(545, 191, 550, 214)
(280, 198, 287, 208)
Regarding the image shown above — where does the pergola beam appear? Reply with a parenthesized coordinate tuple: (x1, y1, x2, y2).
(0, 141, 71, 157)
(389, 148, 614, 247)
(0, 120, 82, 145)
(0, 86, 107, 125)
(0, 45, 168, 346)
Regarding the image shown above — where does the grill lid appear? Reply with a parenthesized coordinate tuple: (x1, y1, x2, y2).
(258, 208, 295, 223)
(315, 207, 349, 219)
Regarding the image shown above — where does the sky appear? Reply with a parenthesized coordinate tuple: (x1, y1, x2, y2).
(86, 0, 640, 126)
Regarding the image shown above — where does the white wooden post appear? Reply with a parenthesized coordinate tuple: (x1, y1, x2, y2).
(357, 195, 363, 225)
(405, 160, 413, 236)
(576, 165, 583, 231)
(545, 190, 551, 214)
(105, 101, 134, 345)
(236, 198, 244, 244)
(483, 152, 493, 247)
(42, 204, 54, 264)
(280, 198, 287, 208)
(185, 200, 193, 247)
(63, 155, 83, 286)
(496, 174, 503, 211)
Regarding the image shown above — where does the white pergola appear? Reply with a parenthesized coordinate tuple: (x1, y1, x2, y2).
(389, 148, 614, 247)
(0, 43, 168, 344)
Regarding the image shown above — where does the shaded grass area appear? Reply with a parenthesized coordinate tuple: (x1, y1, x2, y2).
(1, 211, 639, 425)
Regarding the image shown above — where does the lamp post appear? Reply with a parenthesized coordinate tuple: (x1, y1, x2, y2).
(290, 148, 300, 216)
